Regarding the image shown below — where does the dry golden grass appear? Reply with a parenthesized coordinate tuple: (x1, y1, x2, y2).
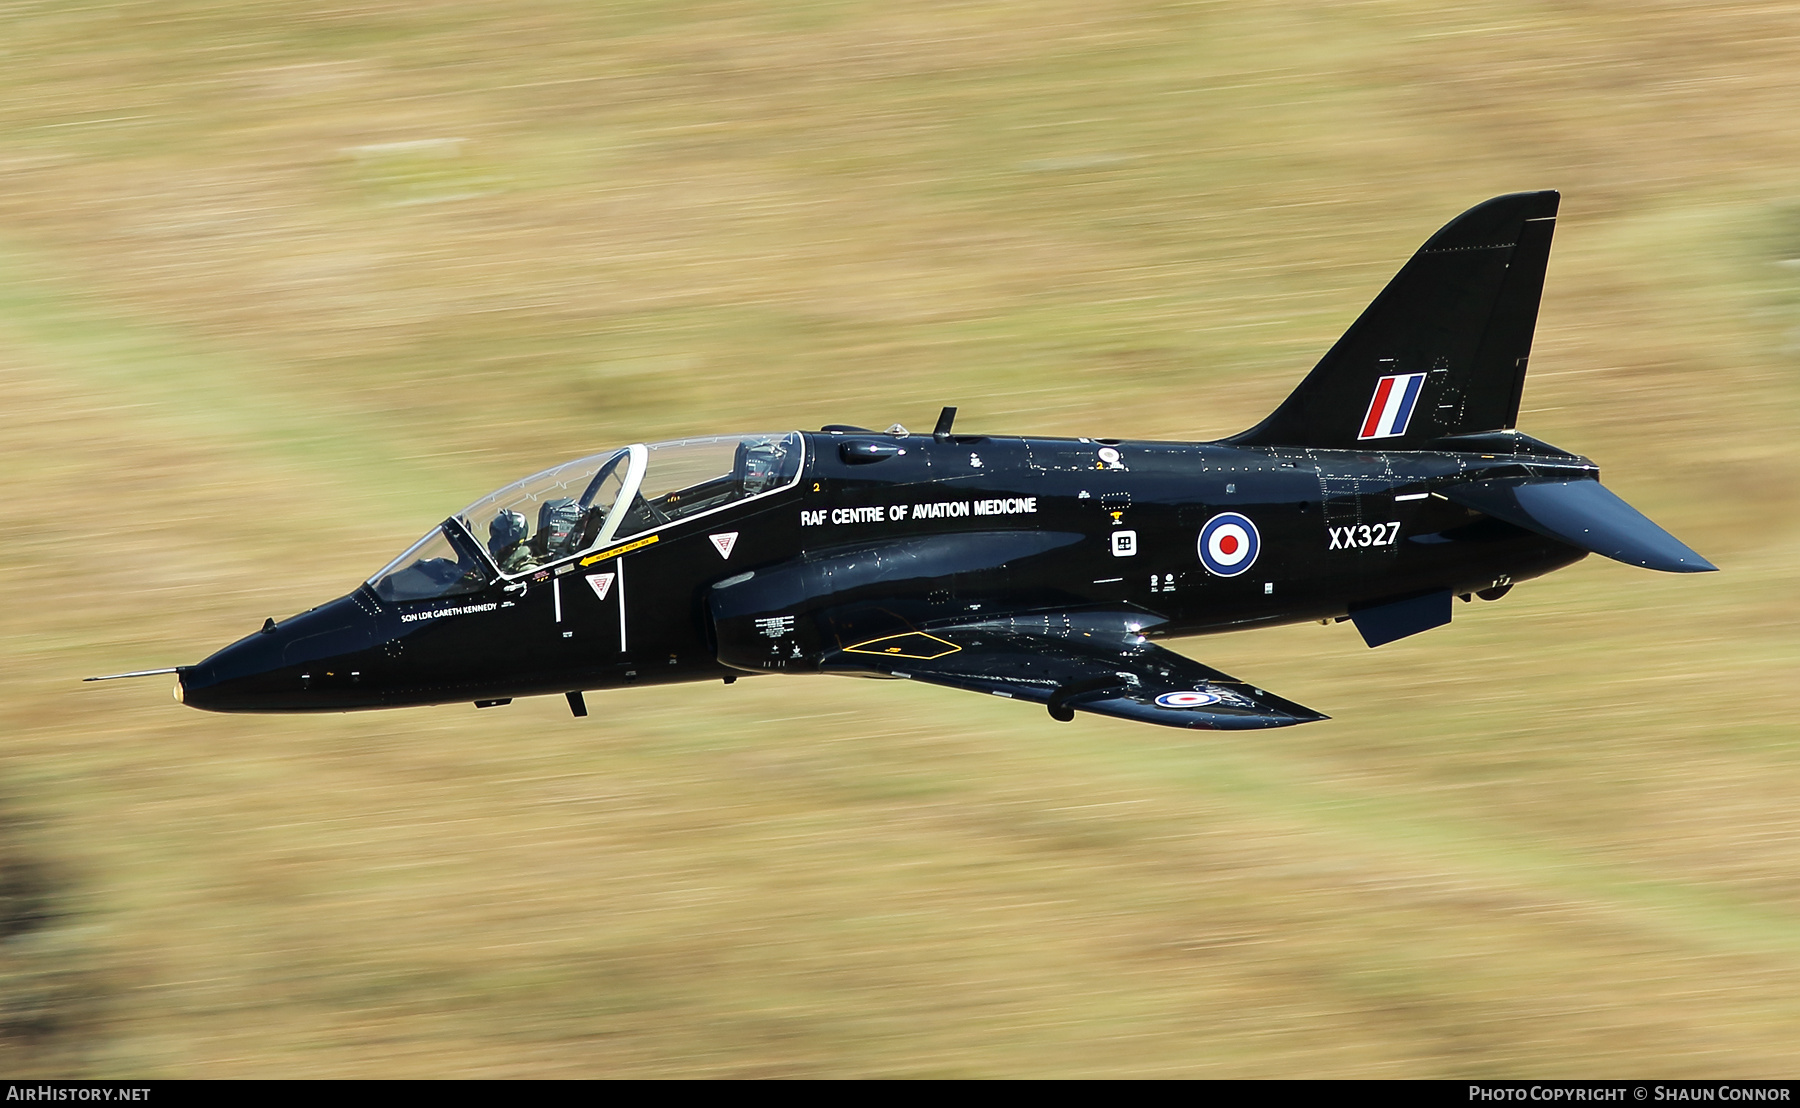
(1, 0, 1797, 1076)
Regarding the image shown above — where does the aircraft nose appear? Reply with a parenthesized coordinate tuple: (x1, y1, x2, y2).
(180, 594, 378, 712)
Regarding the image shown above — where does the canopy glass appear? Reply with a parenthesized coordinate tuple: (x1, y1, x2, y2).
(367, 432, 804, 603)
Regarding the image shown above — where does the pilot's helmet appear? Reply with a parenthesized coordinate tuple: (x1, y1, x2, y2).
(488, 509, 528, 557)
(538, 498, 581, 549)
(740, 436, 787, 494)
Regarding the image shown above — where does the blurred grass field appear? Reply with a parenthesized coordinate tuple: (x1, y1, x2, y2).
(2, 0, 1798, 1077)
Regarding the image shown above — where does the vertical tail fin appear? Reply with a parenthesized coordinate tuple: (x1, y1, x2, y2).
(1229, 190, 1560, 450)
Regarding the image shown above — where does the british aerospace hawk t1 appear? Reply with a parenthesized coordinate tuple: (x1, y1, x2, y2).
(91, 191, 1715, 729)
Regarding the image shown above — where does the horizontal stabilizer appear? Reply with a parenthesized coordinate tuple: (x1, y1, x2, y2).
(822, 619, 1326, 730)
(1443, 478, 1716, 573)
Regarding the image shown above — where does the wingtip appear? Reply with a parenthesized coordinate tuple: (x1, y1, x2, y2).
(1643, 555, 1718, 573)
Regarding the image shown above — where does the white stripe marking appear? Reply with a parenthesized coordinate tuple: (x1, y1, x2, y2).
(1394, 492, 1428, 502)
(553, 577, 562, 622)
(617, 558, 627, 651)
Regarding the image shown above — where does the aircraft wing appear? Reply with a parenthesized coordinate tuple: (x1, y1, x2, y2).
(819, 617, 1326, 730)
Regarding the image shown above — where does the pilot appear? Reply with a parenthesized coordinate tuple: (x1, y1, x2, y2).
(739, 434, 793, 496)
(565, 503, 606, 553)
(535, 498, 582, 558)
(488, 510, 531, 571)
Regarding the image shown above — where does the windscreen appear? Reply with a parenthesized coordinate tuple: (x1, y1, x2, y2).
(367, 526, 488, 603)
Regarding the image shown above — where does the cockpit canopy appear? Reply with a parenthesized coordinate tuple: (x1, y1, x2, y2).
(367, 432, 804, 603)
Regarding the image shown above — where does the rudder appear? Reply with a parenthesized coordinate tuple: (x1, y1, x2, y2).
(1229, 191, 1560, 450)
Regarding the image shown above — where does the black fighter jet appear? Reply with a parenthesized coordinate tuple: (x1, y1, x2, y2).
(91, 191, 1715, 729)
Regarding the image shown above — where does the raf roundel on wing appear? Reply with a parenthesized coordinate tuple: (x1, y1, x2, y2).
(1154, 691, 1222, 709)
(1198, 512, 1260, 577)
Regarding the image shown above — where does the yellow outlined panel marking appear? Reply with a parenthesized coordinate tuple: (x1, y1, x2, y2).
(580, 533, 659, 566)
(844, 632, 961, 661)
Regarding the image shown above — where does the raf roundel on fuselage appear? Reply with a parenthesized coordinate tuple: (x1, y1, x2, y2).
(1198, 512, 1260, 578)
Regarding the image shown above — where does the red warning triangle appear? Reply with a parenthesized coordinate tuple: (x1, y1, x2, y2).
(585, 572, 614, 600)
(709, 532, 739, 559)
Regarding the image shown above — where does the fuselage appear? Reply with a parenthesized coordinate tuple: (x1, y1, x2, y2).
(178, 429, 1593, 713)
